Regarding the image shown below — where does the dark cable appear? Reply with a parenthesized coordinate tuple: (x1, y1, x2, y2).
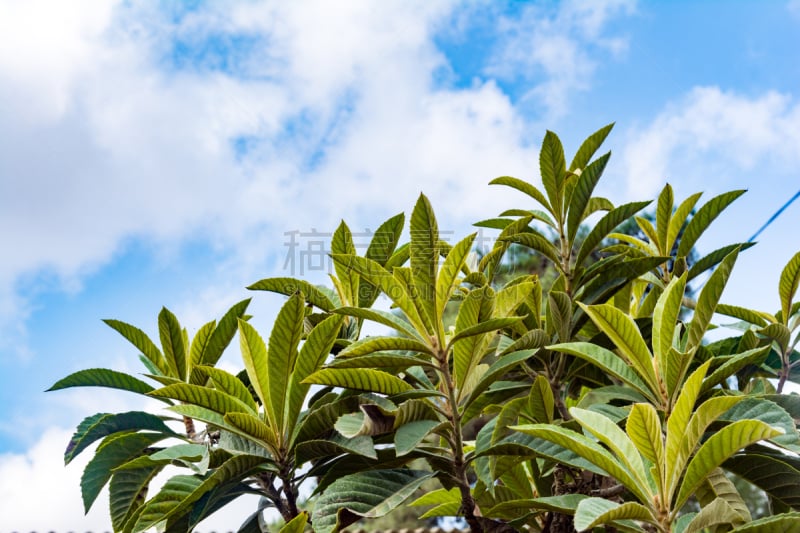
(748, 189, 800, 242)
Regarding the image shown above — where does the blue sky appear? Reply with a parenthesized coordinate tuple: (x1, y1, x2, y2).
(2, 0, 800, 529)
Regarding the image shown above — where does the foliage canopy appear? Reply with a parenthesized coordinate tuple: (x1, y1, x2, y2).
(51, 124, 800, 533)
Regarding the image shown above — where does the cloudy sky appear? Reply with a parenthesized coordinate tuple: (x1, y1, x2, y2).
(2, 0, 800, 530)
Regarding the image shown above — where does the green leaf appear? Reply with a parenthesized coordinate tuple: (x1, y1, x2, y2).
(683, 497, 744, 533)
(82, 432, 168, 513)
(65, 411, 176, 465)
(313, 469, 433, 533)
(103, 319, 167, 375)
(238, 319, 271, 420)
(548, 342, 656, 403)
(695, 467, 751, 523)
(267, 292, 305, 433)
(729, 513, 800, 533)
(158, 307, 187, 380)
(652, 274, 686, 393)
(569, 123, 614, 172)
(331, 254, 427, 335)
(675, 419, 783, 509)
(718, 397, 800, 452)
(529, 374, 554, 424)
(332, 220, 359, 305)
(193, 366, 258, 414)
(287, 314, 345, 433)
(486, 494, 588, 516)
(540, 130, 567, 218)
(409, 487, 460, 506)
(114, 444, 207, 470)
(574, 498, 654, 531)
(200, 298, 251, 367)
(279, 511, 309, 533)
(510, 424, 649, 503)
(567, 152, 611, 243)
(687, 248, 739, 353)
(501, 230, 561, 265)
(295, 434, 377, 463)
(724, 447, 800, 510)
(571, 408, 652, 497)
(576, 201, 651, 266)
(223, 412, 275, 446)
(489, 176, 552, 213)
(677, 189, 746, 257)
(334, 306, 420, 339)
(149, 383, 254, 416)
(666, 192, 702, 256)
(436, 232, 475, 320)
(248, 277, 335, 311)
(189, 320, 216, 372)
(715, 303, 770, 327)
(780, 251, 800, 324)
(339, 336, 433, 357)
(47, 368, 158, 397)
(626, 403, 664, 490)
(655, 184, 674, 255)
(700, 346, 771, 394)
(581, 303, 660, 397)
(328, 353, 434, 371)
(109, 464, 163, 532)
(303, 368, 413, 395)
(410, 193, 439, 334)
(394, 420, 439, 456)
(134, 454, 266, 531)
(448, 317, 523, 346)
(688, 242, 755, 281)
(453, 285, 495, 392)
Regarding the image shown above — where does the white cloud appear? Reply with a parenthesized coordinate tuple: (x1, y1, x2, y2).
(487, 0, 637, 119)
(621, 86, 800, 199)
(0, 427, 112, 531)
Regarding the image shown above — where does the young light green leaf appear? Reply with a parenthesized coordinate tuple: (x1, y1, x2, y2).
(193, 366, 258, 414)
(267, 292, 305, 432)
(334, 306, 421, 339)
(279, 511, 309, 533)
(677, 190, 746, 258)
(339, 336, 433, 357)
(148, 383, 254, 416)
(549, 342, 656, 403)
(626, 403, 664, 491)
(238, 318, 271, 421)
(103, 319, 168, 375)
(410, 193, 439, 334)
(687, 248, 738, 353)
(675, 419, 783, 510)
(540, 130, 567, 219)
(652, 274, 686, 392)
(567, 152, 611, 243)
(779, 251, 800, 324)
(574, 498, 654, 532)
(666, 192, 702, 256)
(569, 123, 614, 171)
(576, 201, 651, 266)
(248, 277, 334, 311)
(510, 424, 648, 503)
(158, 307, 187, 380)
(189, 320, 215, 372)
(580, 303, 660, 397)
(489, 176, 552, 213)
(436, 233, 475, 320)
(303, 368, 413, 395)
(198, 298, 251, 367)
(571, 407, 652, 497)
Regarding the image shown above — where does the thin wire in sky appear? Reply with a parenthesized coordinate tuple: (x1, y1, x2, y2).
(748, 189, 800, 243)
